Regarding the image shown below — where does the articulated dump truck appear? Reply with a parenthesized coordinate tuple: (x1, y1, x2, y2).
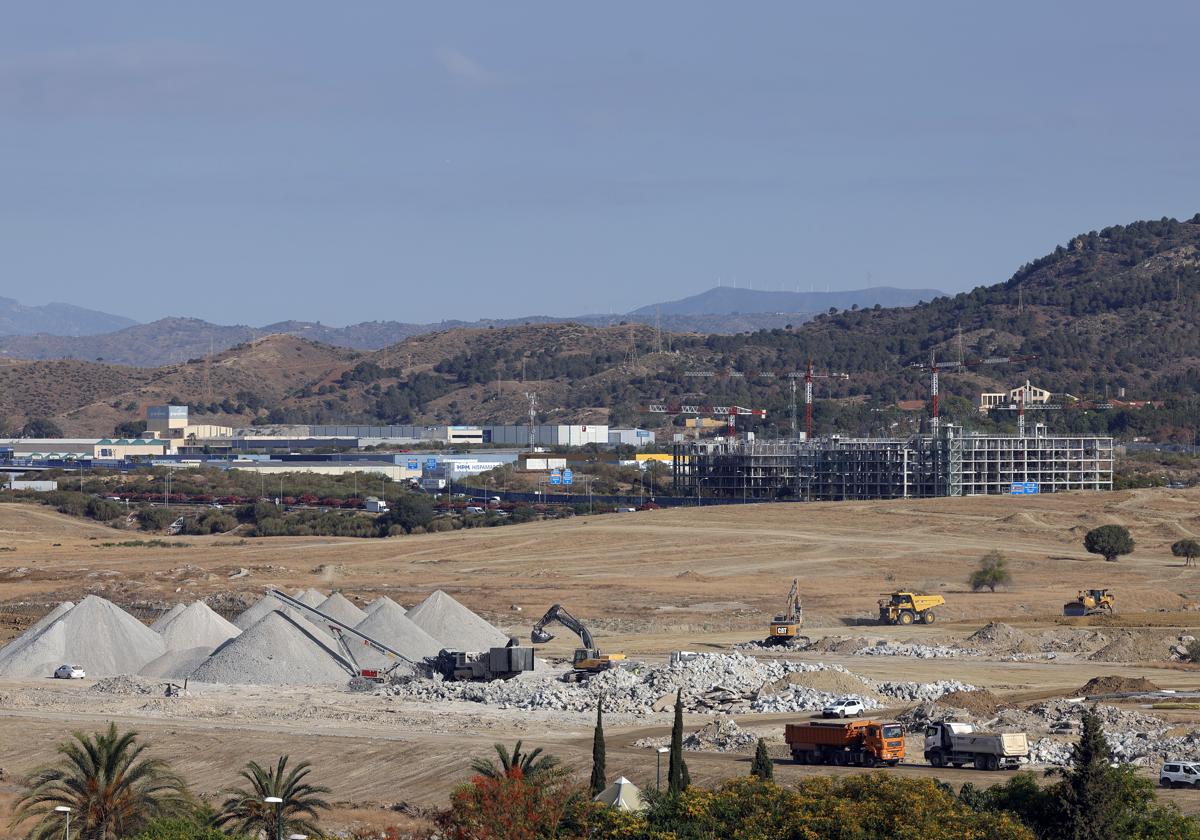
(785, 719, 905, 767)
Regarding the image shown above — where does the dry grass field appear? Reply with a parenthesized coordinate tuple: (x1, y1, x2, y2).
(2, 487, 1200, 831)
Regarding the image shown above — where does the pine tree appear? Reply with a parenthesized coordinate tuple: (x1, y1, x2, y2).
(1056, 705, 1123, 840)
(750, 738, 773, 779)
(589, 698, 606, 797)
(668, 689, 685, 796)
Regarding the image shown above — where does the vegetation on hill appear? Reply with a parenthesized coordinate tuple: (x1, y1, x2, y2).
(2, 216, 1198, 441)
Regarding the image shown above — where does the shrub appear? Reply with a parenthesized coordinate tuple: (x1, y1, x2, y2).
(969, 550, 1013, 592)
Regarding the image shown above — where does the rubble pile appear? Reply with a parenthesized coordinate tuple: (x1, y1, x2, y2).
(378, 652, 970, 717)
(634, 717, 758, 752)
(854, 641, 977, 659)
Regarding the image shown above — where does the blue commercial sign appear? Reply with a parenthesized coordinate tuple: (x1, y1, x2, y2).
(1010, 481, 1040, 495)
(563, 468, 573, 485)
(549, 471, 562, 485)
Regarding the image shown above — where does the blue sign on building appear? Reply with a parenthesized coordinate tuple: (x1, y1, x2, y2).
(1010, 483, 1026, 495)
(1024, 481, 1040, 494)
(1011, 481, 1040, 495)
(549, 471, 562, 485)
(563, 468, 573, 485)
(425, 458, 438, 471)
(407, 459, 419, 470)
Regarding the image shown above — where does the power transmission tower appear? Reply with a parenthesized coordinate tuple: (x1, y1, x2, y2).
(654, 308, 663, 355)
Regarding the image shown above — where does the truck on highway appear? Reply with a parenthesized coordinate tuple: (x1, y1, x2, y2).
(923, 721, 1028, 770)
(785, 719, 905, 767)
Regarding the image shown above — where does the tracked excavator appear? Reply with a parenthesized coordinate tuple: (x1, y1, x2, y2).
(766, 578, 804, 644)
(1063, 589, 1115, 617)
(531, 604, 626, 681)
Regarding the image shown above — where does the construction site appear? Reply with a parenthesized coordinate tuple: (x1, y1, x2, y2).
(671, 425, 1115, 501)
(2, 485, 1199, 833)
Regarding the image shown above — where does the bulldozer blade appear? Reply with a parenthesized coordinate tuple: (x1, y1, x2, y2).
(1063, 603, 1087, 617)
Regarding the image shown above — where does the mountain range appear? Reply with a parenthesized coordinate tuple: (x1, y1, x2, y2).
(2, 215, 1197, 441)
(0, 286, 941, 367)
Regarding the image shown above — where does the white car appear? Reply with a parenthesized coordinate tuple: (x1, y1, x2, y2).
(54, 664, 86, 680)
(1161, 762, 1200, 788)
(822, 697, 865, 718)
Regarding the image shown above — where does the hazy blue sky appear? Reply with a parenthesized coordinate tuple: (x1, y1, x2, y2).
(2, 2, 1198, 326)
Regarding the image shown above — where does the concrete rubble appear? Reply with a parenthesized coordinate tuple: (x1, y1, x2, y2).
(377, 652, 972, 717)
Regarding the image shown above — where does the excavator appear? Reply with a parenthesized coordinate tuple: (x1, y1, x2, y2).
(766, 578, 804, 644)
(1063, 589, 1115, 617)
(531, 604, 626, 681)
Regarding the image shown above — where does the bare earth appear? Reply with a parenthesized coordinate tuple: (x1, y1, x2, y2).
(2, 487, 1200, 832)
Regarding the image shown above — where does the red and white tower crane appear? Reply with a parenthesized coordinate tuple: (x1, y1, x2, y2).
(683, 360, 848, 439)
(909, 353, 1038, 434)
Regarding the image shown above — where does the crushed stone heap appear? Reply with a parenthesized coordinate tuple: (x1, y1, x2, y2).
(313, 592, 367, 633)
(154, 601, 241, 651)
(0, 596, 165, 678)
(150, 603, 187, 632)
(406, 590, 509, 652)
(355, 600, 443, 668)
(364, 596, 405, 616)
(189, 610, 354, 686)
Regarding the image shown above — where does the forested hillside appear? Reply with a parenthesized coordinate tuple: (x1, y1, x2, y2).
(2, 217, 1198, 441)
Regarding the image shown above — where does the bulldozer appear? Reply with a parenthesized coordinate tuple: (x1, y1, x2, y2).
(766, 578, 804, 644)
(531, 604, 626, 681)
(878, 592, 945, 625)
(1063, 589, 1114, 617)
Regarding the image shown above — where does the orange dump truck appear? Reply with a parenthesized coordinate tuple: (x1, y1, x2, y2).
(785, 719, 906, 767)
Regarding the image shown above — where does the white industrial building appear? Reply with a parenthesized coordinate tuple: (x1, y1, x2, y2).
(608, 428, 656, 447)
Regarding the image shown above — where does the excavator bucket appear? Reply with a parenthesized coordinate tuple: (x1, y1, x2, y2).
(531, 628, 555, 644)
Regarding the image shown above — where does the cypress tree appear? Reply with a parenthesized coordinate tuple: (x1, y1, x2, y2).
(668, 689, 685, 795)
(1056, 705, 1122, 840)
(589, 698, 606, 797)
(751, 738, 773, 779)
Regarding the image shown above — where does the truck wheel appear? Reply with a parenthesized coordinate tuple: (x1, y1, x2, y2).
(899, 611, 915, 626)
(974, 756, 987, 770)
(986, 755, 1000, 771)
(921, 610, 936, 625)
(862, 754, 877, 768)
(930, 752, 946, 768)
(793, 751, 807, 764)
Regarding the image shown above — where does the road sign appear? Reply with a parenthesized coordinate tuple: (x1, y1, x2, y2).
(1011, 482, 1040, 495)
(549, 471, 562, 485)
(1010, 483, 1026, 495)
(1024, 481, 1040, 494)
(563, 468, 573, 485)
(407, 459, 419, 470)
(425, 458, 438, 471)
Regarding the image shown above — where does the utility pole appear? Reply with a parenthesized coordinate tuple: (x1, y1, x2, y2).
(524, 392, 537, 452)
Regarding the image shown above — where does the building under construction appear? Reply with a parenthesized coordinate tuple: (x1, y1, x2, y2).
(671, 425, 1114, 501)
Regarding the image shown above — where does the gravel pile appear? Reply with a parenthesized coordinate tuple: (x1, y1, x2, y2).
(297, 589, 327, 608)
(190, 610, 354, 686)
(0, 596, 166, 678)
(314, 592, 367, 632)
(88, 674, 158, 696)
(365, 596, 405, 616)
(1088, 631, 1174, 663)
(354, 601, 443, 667)
(872, 679, 976, 702)
(233, 595, 300, 630)
(140, 646, 215, 680)
(154, 602, 241, 651)
(963, 622, 1040, 655)
(150, 604, 187, 632)
(406, 591, 509, 652)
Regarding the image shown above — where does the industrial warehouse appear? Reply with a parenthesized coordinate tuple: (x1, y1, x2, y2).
(671, 425, 1114, 501)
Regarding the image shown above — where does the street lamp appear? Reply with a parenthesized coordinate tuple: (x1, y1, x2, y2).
(54, 806, 71, 840)
(655, 746, 670, 791)
(264, 796, 283, 840)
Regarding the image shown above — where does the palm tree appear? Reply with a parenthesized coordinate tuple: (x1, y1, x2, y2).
(470, 740, 561, 780)
(216, 756, 330, 840)
(11, 722, 190, 840)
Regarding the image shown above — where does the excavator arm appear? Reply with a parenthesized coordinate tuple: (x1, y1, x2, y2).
(530, 604, 596, 650)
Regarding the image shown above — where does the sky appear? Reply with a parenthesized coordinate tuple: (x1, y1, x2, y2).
(2, 2, 1199, 326)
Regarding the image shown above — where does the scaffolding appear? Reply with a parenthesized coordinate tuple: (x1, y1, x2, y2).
(672, 425, 1113, 502)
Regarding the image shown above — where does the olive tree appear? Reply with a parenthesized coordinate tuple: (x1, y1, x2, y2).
(1083, 525, 1134, 563)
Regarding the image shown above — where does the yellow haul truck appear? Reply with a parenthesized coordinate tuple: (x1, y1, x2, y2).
(878, 592, 945, 625)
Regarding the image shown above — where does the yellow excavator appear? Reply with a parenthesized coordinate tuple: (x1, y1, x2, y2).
(767, 578, 804, 644)
(1063, 589, 1115, 617)
(531, 604, 626, 681)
